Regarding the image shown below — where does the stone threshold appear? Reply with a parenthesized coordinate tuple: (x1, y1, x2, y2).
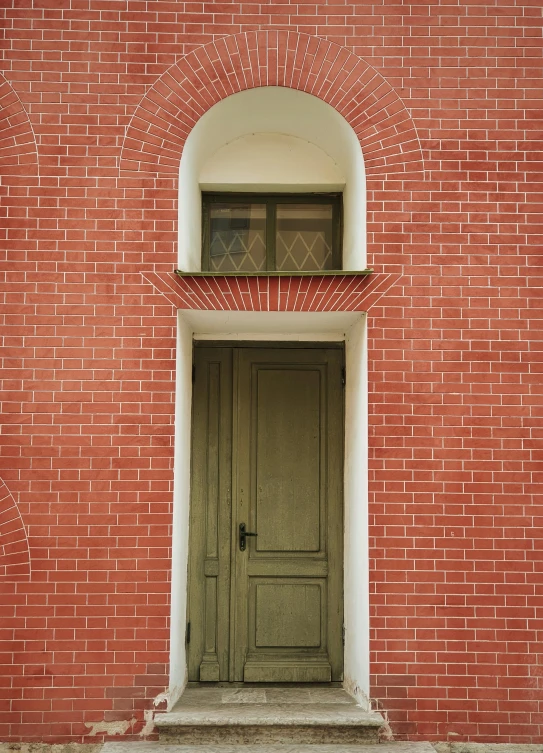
(153, 686, 384, 744)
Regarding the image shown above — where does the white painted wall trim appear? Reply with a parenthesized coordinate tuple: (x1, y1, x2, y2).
(169, 310, 370, 708)
(168, 314, 194, 710)
(343, 315, 370, 708)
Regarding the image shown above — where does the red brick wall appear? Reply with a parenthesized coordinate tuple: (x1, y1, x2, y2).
(0, 1, 541, 743)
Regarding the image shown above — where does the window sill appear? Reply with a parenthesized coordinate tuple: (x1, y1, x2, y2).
(175, 269, 373, 277)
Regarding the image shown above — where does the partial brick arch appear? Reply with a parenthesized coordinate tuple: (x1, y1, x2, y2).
(120, 30, 424, 180)
(0, 72, 38, 181)
(0, 479, 31, 581)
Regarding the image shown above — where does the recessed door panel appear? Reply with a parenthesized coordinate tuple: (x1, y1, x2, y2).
(255, 582, 322, 647)
(255, 368, 321, 553)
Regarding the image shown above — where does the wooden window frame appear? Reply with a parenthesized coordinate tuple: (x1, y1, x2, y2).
(201, 192, 343, 272)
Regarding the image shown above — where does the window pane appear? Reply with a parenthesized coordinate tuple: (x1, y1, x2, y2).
(276, 204, 334, 271)
(209, 203, 266, 272)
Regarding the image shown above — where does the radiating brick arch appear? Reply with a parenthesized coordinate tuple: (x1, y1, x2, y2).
(0, 73, 38, 180)
(120, 30, 424, 179)
(0, 479, 31, 580)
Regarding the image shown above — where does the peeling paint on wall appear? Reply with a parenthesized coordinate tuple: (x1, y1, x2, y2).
(152, 691, 169, 709)
(84, 718, 136, 737)
(139, 709, 156, 737)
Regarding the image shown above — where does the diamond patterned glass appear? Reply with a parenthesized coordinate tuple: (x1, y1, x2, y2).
(275, 204, 334, 271)
(209, 203, 266, 272)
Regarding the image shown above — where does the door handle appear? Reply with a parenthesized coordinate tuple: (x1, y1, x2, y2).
(239, 522, 257, 551)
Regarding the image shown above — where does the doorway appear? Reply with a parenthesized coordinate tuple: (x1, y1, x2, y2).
(186, 343, 344, 683)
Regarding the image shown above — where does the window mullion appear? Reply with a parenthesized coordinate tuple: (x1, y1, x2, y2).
(266, 199, 276, 271)
(202, 195, 210, 271)
(332, 198, 341, 270)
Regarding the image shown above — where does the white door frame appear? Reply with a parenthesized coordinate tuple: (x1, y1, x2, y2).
(168, 310, 370, 709)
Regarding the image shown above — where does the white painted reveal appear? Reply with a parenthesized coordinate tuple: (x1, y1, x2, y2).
(200, 133, 345, 191)
(344, 316, 370, 707)
(168, 315, 193, 709)
(178, 87, 366, 272)
(169, 310, 370, 709)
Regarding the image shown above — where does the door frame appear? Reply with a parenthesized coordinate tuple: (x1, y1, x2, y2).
(169, 311, 369, 708)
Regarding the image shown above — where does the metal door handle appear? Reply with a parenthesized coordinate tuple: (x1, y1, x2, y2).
(239, 523, 257, 551)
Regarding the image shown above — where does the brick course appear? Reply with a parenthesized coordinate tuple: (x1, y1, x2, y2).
(0, 1, 541, 743)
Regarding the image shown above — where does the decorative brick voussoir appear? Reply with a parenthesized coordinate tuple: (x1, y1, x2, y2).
(120, 31, 424, 181)
(143, 271, 401, 314)
(0, 73, 38, 180)
(0, 479, 30, 581)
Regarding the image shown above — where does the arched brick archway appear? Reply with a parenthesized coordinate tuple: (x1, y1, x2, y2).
(0, 72, 38, 181)
(0, 76, 37, 583)
(0, 73, 39, 262)
(0, 479, 30, 581)
(120, 30, 421, 299)
(120, 30, 424, 180)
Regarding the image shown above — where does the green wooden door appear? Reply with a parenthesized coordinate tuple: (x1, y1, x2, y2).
(187, 345, 344, 683)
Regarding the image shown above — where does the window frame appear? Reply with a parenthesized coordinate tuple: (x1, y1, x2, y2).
(201, 192, 343, 272)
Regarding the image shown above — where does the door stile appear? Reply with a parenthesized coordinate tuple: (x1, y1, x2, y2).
(229, 347, 246, 681)
(324, 356, 345, 679)
(187, 347, 233, 682)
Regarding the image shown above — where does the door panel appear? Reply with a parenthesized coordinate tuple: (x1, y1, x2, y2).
(254, 582, 322, 647)
(187, 344, 343, 683)
(255, 368, 321, 552)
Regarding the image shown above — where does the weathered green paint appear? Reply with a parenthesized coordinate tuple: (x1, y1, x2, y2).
(187, 345, 344, 683)
(187, 348, 233, 682)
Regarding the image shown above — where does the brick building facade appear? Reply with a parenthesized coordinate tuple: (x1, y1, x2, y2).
(0, 0, 541, 743)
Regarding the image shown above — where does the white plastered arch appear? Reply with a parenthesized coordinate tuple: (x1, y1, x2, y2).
(178, 87, 366, 271)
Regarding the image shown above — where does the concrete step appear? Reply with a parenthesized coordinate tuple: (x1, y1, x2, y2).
(103, 743, 436, 753)
(153, 686, 386, 745)
(154, 705, 385, 744)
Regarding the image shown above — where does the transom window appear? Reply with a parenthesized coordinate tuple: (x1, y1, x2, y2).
(202, 193, 342, 273)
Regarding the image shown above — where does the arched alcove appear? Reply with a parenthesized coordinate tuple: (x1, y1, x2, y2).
(178, 87, 366, 272)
